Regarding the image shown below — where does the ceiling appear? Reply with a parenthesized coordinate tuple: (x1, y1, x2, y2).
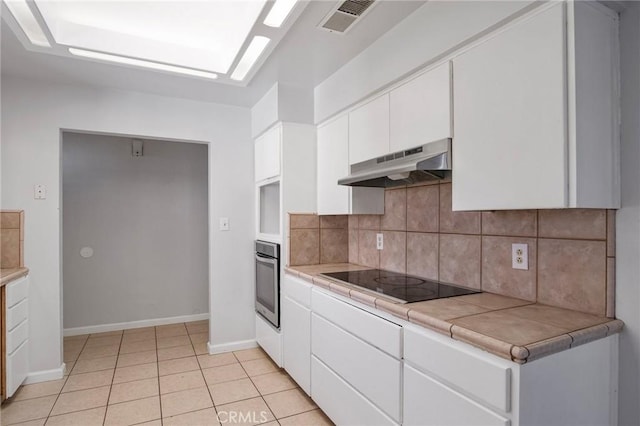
(1, 1, 425, 107)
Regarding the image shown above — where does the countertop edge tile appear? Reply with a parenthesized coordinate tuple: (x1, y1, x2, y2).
(569, 324, 609, 348)
(349, 289, 377, 308)
(286, 264, 624, 364)
(311, 276, 332, 290)
(605, 319, 624, 335)
(450, 325, 514, 361)
(0, 267, 29, 286)
(522, 335, 573, 363)
(283, 267, 299, 277)
(375, 298, 410, 321)
(408, 311, 452, 337)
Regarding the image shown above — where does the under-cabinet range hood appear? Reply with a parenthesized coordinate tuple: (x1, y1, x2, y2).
(338, 138, 451, 188)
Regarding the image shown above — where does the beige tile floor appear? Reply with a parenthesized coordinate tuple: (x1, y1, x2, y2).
(0, 321, 333, 426)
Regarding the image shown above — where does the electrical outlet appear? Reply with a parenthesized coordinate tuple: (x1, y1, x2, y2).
(376, 233, 383, 250)
(512, 243, 528, 270)
(34, 184, 46, 200)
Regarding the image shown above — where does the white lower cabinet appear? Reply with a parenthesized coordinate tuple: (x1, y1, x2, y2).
(403, 364, 509, 426)
(281, 274, 619, 426)
(311, 356, 397, 426)
(281, 296, 311, 395)
(311, 314, 401, 421)
(5, 275, 29, 398)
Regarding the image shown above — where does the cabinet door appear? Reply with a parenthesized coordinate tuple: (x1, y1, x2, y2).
(349, 94, 390, 165)
(404, 365, 510, 426)
(452, 3, 567, 210)
(282, 296, 311, 395)
(390, 62, 452, 152)
(317, 115, 350, 215)
(255, 126, 281, 182)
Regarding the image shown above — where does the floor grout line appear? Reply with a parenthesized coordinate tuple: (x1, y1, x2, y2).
(8, 323, 328, 426)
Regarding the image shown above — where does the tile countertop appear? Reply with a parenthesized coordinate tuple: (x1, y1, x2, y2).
(285, 263, 624, 364)
(0, 267, 28, 287)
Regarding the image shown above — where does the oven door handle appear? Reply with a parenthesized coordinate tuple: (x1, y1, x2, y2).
(255, 254, 277, 265)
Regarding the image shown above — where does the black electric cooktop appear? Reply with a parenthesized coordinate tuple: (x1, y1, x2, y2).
(320, 269, 480, 304)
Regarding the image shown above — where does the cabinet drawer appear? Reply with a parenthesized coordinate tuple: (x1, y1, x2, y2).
(7, 319, 28, 355)
(405, 325, 511, 412)
(311, 356, 398, 426)
(6, 276, 28, 307)
(312, 314, 401, 421)
(6, 340, 29, 398)
(311, 289, 402, 358)
(7, 298, 28, 331)
(404, 365, 510, 426)
(283, 275, 312, 308)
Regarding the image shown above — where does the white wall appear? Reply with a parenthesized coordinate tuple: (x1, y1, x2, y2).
(251, 82, 314, 138)
(616, 3, 640, 425)
(314, 0, 535, 123)
(62, 133, 208, 330)
(1, 76, 255, 379)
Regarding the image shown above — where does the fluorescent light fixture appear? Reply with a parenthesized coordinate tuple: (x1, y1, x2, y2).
(264, 0, 298, 28)
(230, 36, 270, 81)
(68, 48, 218, 79)
(3, 0, 50, 47)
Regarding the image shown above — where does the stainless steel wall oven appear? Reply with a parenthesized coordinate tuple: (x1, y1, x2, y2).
(255, 240, 280, 328)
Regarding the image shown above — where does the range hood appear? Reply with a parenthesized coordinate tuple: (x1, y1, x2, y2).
(338, 138, 451, 188)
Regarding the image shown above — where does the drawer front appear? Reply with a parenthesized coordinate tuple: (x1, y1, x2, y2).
(6, 340, 29, 398)
(6, 276, 28, 308)
(312, 314, 401, 421)
(7, 319, 29, 354)
(404, 365, 510, 426)
(282, 275, 312, 308)
(7, 298, 28, 331)
(405, 325, 511, 412)
(311, 289, 402, 358)
(311, 356, 398, 426)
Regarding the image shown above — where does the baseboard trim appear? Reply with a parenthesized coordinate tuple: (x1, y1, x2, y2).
(25, 364, 65, 384)
(64, 313, 209, 336)
(208, 339, 257, 354)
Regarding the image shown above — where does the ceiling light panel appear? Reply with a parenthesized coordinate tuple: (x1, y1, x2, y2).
(3, 0, 50, 47)
(35, 1, 267, 73)
(68, 48, 218, 79)
(230, 36, 270, 81)
(264, 0, 298, 28)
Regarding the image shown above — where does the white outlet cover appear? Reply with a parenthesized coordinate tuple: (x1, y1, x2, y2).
(512, 243, 528, 270)
(376, 233, 383, 250)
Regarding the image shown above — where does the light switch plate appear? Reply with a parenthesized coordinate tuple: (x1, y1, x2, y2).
(512, 243, 528, 270)
(376, 233, 383, 250)
(219, 217, 229, 231)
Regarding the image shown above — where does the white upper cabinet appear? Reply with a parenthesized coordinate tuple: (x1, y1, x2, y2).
(452, 1, 619, 210)
(254, 125, 281, 183)
(317, 115, 384, 215)
(349, 94, 390, 165)
(317, 115, 350, 215)
(390, 62, 452, 152)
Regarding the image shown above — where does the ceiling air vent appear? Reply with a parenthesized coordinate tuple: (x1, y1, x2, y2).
(319, 0, 377, 34)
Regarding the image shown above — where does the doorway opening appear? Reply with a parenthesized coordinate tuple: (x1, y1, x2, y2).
(61, 131, 210, 363)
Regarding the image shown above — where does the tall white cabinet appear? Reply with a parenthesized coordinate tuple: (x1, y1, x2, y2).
(452, 1, 619, 210)
(254, 122, 315, 366)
